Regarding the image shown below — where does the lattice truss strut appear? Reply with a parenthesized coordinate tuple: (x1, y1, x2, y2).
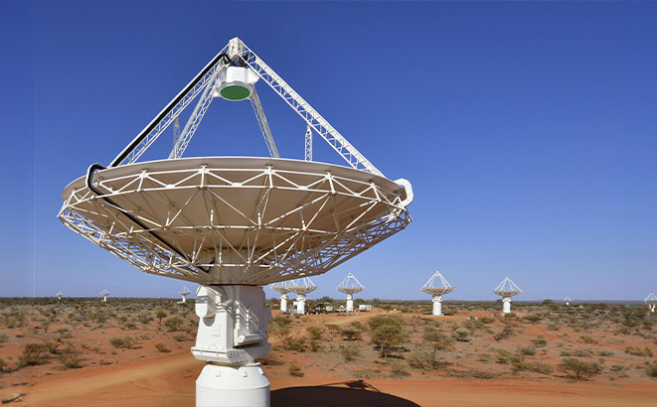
(59, 160, 411, 285)
(421, 271, 455, 296)
(493, 277, 522, 297)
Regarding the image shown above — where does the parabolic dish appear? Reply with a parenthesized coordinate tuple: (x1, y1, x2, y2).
(59, 157, 411, 285)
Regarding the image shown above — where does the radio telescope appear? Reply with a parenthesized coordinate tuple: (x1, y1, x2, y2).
(56, 291, 64, 301)
(179, 286, 191, 304)
(58, 37, 412, 406)
(563, 296, 572, 307)
(493, 277, 522, 314)
(420, 271, 455, 316)
(101, 289, 110, 302)
(270, 281, 293, 313)
(336, 273, 365, 313)
(288, 277, 317, 315)
(646, 293, 657, 313)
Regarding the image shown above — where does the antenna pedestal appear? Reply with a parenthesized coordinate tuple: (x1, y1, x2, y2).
(432, 294, 443, 316)
(295, 293, 307, 314)
(502, 297, 512, 314)
(346, 293, 354, 313)
(279, 293, 288, 313)
(193, 285, 272, 407)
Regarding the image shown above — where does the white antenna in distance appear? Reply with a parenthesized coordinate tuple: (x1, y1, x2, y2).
(336, 273, 365, 313)
(420, 271, 455, 316)
(270, 281, 293, 313)
(288, 278, 317, 315)
(493, 277, 522, 314)
(646, 293, 657, 313)
(56, 291, 64, 301)
(101, 289, 110, 303)
(179, 286, 191, 304)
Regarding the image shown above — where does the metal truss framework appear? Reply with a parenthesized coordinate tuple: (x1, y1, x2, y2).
(59, 158, 411, 286)
(288, 277, 317, 295)
(421, 271, 455, 296)
(336, 272, 365, 295)
(304, 126, 312, 162)
(493, 277, 522, 297)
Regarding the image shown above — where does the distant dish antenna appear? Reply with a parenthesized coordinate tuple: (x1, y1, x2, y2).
(420, 271, 455, 316)
(336, 273, 365, 313)
(58, 37, 413, 407)
(101, 289, 110, 302)
(56, 291, 64, 300)
(563, 296, 572, 307)
(493, 277, 522, 314)
(288, 278, 317, 315)
(179, 286, 191, 304)
(646, 293, 657, 313)
(270, 281, 293, 313)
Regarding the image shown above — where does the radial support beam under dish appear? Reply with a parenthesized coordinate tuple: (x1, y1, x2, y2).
(59, 158, 411, 286)
(193, 285, 272, 407)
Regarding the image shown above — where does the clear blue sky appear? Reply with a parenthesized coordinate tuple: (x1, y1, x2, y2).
(1, 1, 655, 301)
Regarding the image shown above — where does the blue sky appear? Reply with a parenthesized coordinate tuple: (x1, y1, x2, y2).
(0, 1, 655, 301)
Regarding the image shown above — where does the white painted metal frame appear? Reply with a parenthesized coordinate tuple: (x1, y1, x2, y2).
(249, 89, 280, 158)
(304, 125, 312, 162)
(59, 158, 411, 286)
(336, 272, 365, 295)
(421, 271, 455, 296)
(493, 277, 522, 297)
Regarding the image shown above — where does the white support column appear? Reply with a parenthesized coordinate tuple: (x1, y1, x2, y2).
(346, 293, 354, 313)
(181, 294, 188, 304)
(280, 293, 288, 313)
(432, 294, 443, 316)
(650, 304, 655, 313)
(103, 296, 107, 302)
(502, 297, 511, 314)
(296, 293, 306, 315)
(193, 285, 272, 407)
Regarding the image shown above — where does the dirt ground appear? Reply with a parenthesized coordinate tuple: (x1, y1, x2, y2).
(1, 299, 656, 406)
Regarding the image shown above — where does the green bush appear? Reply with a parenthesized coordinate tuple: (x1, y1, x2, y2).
(18, 343, 50, 367)
(288, 363, 304, 377)
(452, 327, 471, 342)
(306, 326, 323, 341)
(165, 317, 184, 332)
(558, 358, 602, 380)
(155, 343, 170, 353)
(518, 346, 536, 356)
(341, 327, 362, 341)
(625, 346, 653, 357)
(371, 324, 404, 359)
(285, 336, 306, 352)
(531, 337, 547, 348)
(646, 362, 657, 378)
(493, 325, 515, 341)
(109, 336, 134, 349)
(339, 344, 361, 362)
(580, 336, 598, 344)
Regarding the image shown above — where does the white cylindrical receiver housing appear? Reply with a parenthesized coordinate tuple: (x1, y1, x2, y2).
(280, 293, 288, 313)
(502, 297, 512, 314)
(197, 363, 270, 407)
(296, 293, 306, 314)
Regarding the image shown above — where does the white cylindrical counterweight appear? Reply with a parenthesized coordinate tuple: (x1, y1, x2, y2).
(502, 297, 511, 314)
(280, 293, 288, 313)
(296, 293, 306, 314)
(346, 293, 354, 313)
(197, 363, 270, 407)
(432, 294, 443, 316)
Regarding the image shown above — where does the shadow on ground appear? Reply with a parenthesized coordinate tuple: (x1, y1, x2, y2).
(271, 380, 420, 407)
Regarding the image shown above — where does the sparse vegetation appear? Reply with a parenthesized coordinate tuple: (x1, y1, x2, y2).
(559, 358, 602, 380)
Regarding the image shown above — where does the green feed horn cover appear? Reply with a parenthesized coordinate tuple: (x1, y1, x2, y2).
(220, 85, 251, 101)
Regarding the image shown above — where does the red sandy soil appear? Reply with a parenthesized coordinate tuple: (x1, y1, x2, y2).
(14, 353, 657, 407)
(3, 306, 657, 406)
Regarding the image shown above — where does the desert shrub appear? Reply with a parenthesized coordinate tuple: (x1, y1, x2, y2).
(371, 324, 404, 359)
(325, 324, 341, 335)
(423, 327, 453, 352)
(513, 361, 553, 375)
(272, 317, 293, 347)
(523, 314, 543, 324)
(59, 348, 82, 369)
(44, 341, 61, 355)
(478, 353, 491, 363)
(599, 350, 615, 357)
(155, 343, 170, 353)
(173, 334, 187, 342)
(350, 321, 363, 331)
(496, 349, 521, 365)
(611, 364, 626, 372)
(531, 337, 547, 348)
(479, 317, 495, 324)
(155, 310, 167, 325)
(123, 321, 137, 330)
(452, 327, 471, 342)
(341, 327, 362, 341)
(646, 362, 657, 378)
(165, 317, 184, 332)
(573, 348, 593, 358)
(558, 358, 602, 380)
(580, 336, 598, 344)
(139, 316, 151, 325)
(18, 343, 50, 367)
(0, 357, 6, 372)
(625, 346, 653, 357)
(389, 360, 410, 377)
(518, 346, 536, 356)
(493, 324, 515, 341)
(0, 333, 8, 344)
(306, 326, 323, 341)
(288, 363, 304, 377)
(368, 315, 402, 331)
(285, 336, 306, 352)
(109, 336, 134, 349)
(339, 344, 361, 362)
